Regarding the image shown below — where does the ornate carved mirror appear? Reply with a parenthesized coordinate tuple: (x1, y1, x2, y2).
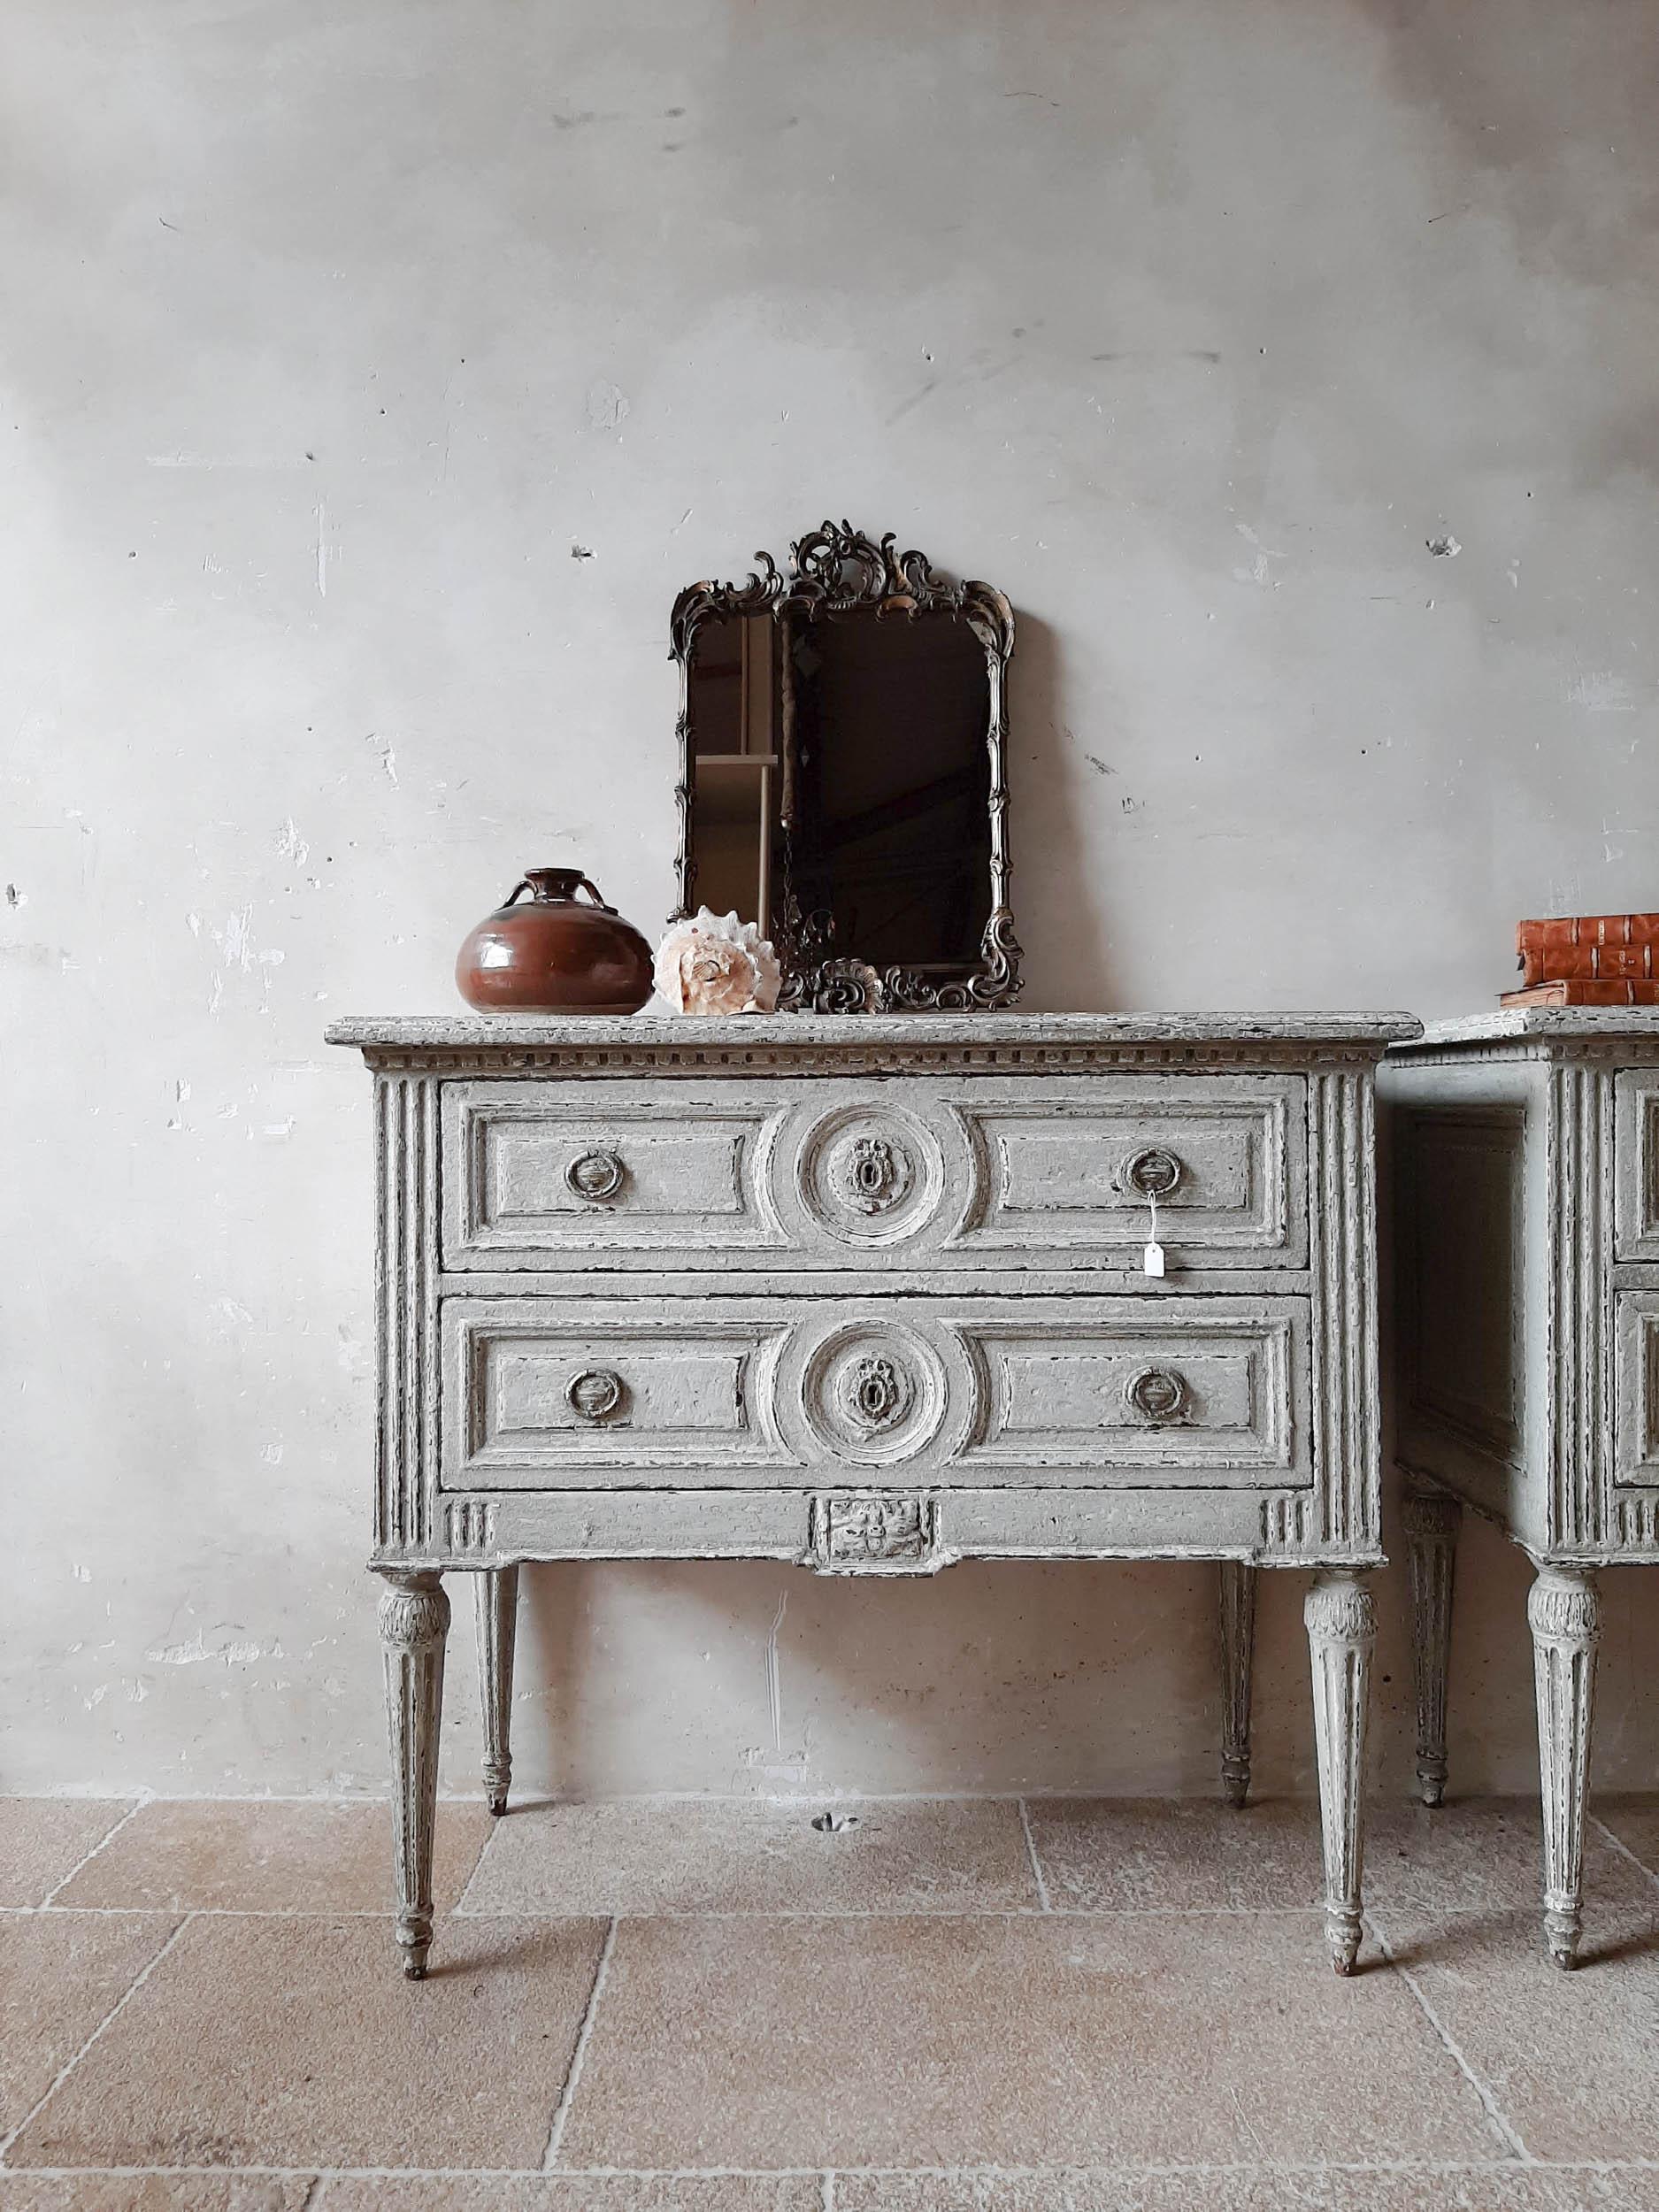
(671, 522, 1021, 1010)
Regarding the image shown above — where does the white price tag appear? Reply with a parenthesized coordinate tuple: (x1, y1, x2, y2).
(1142, 1194, 1165, 1278)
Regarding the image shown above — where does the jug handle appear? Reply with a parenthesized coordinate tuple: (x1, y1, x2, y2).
(503, 875, 618, 913)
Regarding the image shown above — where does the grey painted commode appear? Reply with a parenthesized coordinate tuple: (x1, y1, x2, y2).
(327, 1011, 1417, 1978)
(1387, 1010, 1659, 1967)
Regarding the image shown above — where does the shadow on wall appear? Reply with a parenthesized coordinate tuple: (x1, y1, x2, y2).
(503, 1495, 1582, 1801)
(1006, 611, 1121, 1015)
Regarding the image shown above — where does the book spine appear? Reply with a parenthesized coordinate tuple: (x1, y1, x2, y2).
(1517, 941, 1655, 985)
(1501, 979, 1659, 1007)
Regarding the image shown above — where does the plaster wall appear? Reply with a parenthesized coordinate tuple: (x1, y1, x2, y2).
(4, 0, 1658, 1798)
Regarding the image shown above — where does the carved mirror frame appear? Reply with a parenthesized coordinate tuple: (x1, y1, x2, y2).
(670, 520, 1022, 1012)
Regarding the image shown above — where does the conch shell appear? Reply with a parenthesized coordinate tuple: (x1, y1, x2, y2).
(653, 909, 782, 1015)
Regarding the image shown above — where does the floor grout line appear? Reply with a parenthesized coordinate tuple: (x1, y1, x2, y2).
(6, 1896, 1617, 1922)
(36, 1796, 151, 1908)
(13, 2160, 1659, 2180)
(541, 1916, 618, 2172)
(1365, 1911, 1534, 2167)
(1018, 1796, 1054, 1911)
(1591, 1811, 1659, 1894)
(449, 1816, 499, 1918)
(820, 2170, 836, 2211)
(0, 1911, 194, 2164)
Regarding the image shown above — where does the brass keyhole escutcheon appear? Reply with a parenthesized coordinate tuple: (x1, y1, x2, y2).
(843, 1354, 910, 1436)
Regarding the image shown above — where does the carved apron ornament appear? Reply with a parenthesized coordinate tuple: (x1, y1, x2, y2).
(817, 1494, 934, 1569)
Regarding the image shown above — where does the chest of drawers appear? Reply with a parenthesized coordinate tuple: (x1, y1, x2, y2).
(1386, 1009, 1659, 1966)
(328, 1011, 1415, 1978)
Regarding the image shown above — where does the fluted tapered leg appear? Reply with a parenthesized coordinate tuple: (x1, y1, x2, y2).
(1529, 1563, 1601, 1969)
(1306, 1571, 1375, 1977)
(378, 1569, 449, 1980)
(1218, 1562, 1256, 1809)
(1403, 1490, 1461, 1808)
(476, 1565, 519, 1816)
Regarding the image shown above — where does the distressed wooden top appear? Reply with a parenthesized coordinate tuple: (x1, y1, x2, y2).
(1393, 1010, 1659, 1051)
(327, 1011, 1420, 1056)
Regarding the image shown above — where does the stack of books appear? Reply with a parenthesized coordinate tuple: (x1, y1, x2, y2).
(1504, 913, 1659, 1006)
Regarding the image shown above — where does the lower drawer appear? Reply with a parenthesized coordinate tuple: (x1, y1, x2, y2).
(442, 1294, 1311, 1491)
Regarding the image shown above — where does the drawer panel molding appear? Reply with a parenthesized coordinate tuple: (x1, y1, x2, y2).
(1616, 1070, 1659, 1262)
(442, 1073, 1308, 1275)
(1616, 1288, 1659, 1486)
(442, 1295, 1312, 1494)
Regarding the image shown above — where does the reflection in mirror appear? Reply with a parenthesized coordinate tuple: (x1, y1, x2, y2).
(672, 525, 1020, 1012)
(789, 610, 992, 972)
(684, 614, 781, 932)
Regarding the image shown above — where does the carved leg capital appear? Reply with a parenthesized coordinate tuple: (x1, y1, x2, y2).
(1218, 1563, 1256, 1809)
(1529, 1563, 1601, 1970)
(1305, 1570, 1376, 1977)
(378, 1569, 449, 1980)
(1402, 1489, 1461, 1808)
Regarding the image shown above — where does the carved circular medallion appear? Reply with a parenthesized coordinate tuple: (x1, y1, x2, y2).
(795, 1105, 942, 1246)
(799, 1323, 946, 1465)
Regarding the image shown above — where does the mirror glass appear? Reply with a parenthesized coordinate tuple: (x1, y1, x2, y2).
(672, 526, 1020, 1010)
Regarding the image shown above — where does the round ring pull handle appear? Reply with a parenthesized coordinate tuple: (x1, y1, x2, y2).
(565, 1149, 625, 1202)
(566, 1370, 625, 1423)
(1122, 1146, 1184, 1202)
(1124, 1366, 1188, 1423)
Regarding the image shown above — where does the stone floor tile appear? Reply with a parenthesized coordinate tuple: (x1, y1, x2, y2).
(1363, 1799, 1655, 1914)
(7, 1916, 607, 2172)
(461, 1799, 1039, 1916)
(1591, 1798, 1659, 1888)
(1020, 1798, 1322, 1910)
(0, 2184, 313, 2210)
(1368, 1898, 1659, 2162)
(52, 1799, 494, 1916)
(831, 2173, 1659, 2211)
(0, 1911, 178, 2138)
(556, 1912, 1502, 2171)
(316, 2180, 824, 2209)
(0, 1799, 137, 1908)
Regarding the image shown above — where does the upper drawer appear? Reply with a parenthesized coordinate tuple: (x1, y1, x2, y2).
(1616, 1071, 1659, 1261)
(441, 1074, 1307, 1273)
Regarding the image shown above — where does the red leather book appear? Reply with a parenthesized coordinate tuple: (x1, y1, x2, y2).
(1516, 913, 1659, 986)
(1501, 979, 1659, 1007)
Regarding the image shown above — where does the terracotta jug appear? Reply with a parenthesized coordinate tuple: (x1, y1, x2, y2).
(455, 869, 655, 1014)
